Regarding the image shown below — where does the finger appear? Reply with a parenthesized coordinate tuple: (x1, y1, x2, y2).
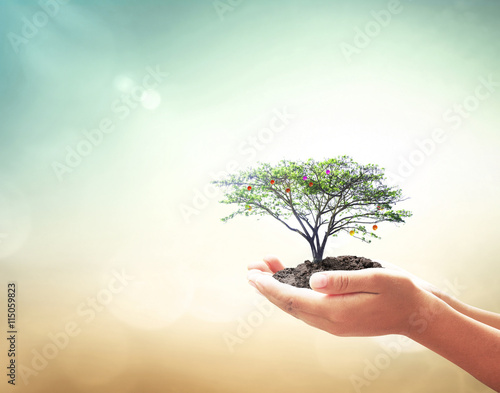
(248, 272, 326, 317)
(288, 306, 368, 337)
(248, 272, 375, 334)
(246, 269, 273, 280)
(262, 255, 285, 273)
(246, 270, 272, 294)
(248, 284, 265, 297)
(309, 268, 390, 295)
(247, 261, 274, 273)
(282, 307, 337, 334)
(247, 277, 336, 332)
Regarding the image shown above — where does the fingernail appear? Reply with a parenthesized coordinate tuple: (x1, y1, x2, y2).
(310, 273, 327, 288)
(248, 280, 257, 289)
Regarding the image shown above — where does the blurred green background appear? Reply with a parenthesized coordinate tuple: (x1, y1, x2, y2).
(0, 0, 499, 392)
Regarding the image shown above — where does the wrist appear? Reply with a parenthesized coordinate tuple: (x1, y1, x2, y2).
(430, 288, 472, 316)
(404, 289, 449, 341)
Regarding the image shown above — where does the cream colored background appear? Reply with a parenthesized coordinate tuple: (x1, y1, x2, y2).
(0, 0, 499, 392)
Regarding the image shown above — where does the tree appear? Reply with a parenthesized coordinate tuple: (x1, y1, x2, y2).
(212, 156, 412, 262)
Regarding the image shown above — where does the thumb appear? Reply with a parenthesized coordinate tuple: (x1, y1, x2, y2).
(309, 269, 384, 294)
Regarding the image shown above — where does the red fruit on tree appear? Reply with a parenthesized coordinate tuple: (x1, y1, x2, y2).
(247, 186, 252, 191)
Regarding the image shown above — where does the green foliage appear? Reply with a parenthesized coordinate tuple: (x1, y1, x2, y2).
(212, 156, 412, 261)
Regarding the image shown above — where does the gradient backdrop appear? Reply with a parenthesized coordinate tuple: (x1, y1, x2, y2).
(0, 0, 499, 392)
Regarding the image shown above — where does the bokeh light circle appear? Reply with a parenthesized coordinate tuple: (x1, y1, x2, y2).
(113, 75, 135, 92)
(141, 89, 162, 110)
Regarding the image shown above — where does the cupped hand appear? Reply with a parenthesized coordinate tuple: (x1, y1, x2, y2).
(247, 256, 431, 337)
(248, 256, 447, 304)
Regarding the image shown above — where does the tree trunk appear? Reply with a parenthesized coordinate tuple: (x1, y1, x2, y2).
(311, 245, 324, 263)
(310, 238, 326, 263)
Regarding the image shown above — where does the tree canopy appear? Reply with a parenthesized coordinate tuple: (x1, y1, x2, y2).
(212, 156, 412, 262)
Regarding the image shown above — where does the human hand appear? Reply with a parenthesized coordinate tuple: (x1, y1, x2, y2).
(247, 257, 433, 337)
(247, 257, 500, 391)
(248, 255, 447, 306)
(247, 255, 285, 274)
